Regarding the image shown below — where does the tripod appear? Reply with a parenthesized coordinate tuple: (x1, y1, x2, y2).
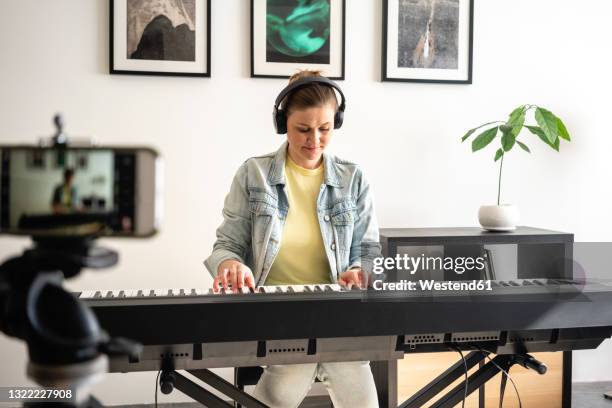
(0, 235, 140, 407)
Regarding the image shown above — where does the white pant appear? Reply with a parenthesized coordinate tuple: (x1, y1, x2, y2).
(252, 361, 379, 408)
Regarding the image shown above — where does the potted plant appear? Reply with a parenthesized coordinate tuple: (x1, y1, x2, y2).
(461, 105, 571, 231)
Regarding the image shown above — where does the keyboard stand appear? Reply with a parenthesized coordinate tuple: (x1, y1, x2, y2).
(160, 368, 269, 408)
(399, 351, 547, 408)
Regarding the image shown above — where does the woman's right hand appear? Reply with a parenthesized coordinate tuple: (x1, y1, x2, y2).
(213, 260, 256, 293)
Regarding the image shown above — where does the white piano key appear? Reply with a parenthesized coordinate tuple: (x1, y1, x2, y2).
(154, 289, 166, 297)
(195, 289, 206, 296)
(124, 289, 137, 298)
(290, 285, 306, 292)
(328, 284, 342, 291)
(79, 290, 96, 299)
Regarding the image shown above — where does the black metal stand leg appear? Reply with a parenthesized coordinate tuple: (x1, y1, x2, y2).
(189, 369, 270, 408)
(399, 351, 486, 408)
(171, 371, 233, 408)
(429, 355, 514, 408)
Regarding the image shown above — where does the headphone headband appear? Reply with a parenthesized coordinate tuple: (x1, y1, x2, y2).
(272, 77, 346, 134)
(274, 77, 346, 111)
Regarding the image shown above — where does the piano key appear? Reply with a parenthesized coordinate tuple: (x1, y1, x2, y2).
(118, 290, 126, 298)
(178, 289, 186, 296)
(153, 289, 166, 297)
(258, 286, 266, 293)
(195, 289, 207, 296)
(104, 290, 114, 298)
(136, 289, 145, 297)
(79, 290, 96, 299)
(509, 281, 520, 286)
(167, 289, 174, 296)
(275, 286, 283, 293)
(329, 284, 342, 291)
(189, 289, 197, 296)
(287, 286, 295, 293)
(94, 291, 103, 298)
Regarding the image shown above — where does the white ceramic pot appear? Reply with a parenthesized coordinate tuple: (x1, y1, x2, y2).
(478, 204, 520, 232)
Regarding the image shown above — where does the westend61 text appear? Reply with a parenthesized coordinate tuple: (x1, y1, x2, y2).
(372, 280, 493, 291)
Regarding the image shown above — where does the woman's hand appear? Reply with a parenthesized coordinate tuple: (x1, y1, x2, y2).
(213, 260, 255, 293)
(338, 267, 368, 290)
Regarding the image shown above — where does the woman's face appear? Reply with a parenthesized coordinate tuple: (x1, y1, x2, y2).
(286, 104, 336, 169)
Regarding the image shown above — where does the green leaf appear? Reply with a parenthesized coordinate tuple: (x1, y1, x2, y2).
(500, 125, 516, 152)
(516, 140, 530, 153)
(471, 126, 499, 152)
(507, 105, 526, 123)
(462, 121, 499, 142)
(526, 125, 559, 152)
(534, 107, 559, 145)
(494, 148, 504, 161)
(557, 117, 571, 141)
(507, 108, 526, 138)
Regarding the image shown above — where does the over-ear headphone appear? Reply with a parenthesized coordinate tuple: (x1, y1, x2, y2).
(273, 77, 346, 134)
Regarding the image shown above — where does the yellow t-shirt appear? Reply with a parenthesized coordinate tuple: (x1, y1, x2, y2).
(265, 155, 332, 285)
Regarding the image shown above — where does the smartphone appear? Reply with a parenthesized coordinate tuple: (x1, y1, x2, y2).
(0, 146, 162, 237)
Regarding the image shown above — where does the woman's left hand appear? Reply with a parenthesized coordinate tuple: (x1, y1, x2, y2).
(338, 267, 367, 289)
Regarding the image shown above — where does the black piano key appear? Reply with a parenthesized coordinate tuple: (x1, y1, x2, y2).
(249, 287, 255, 294)
(324, 285, 333, 292)
(275, 286, 283, 293)
(118, 290, 126, 298)
(179, 289, 186, 296)
(314, 285, 323, 292)
(491, 281, 500, 287)
(168, 289, 174, 296)
(94, 291, 102, 298)
(137, 290, 144, 297)
(149, 289, 155, 297)
(509, 281, 520, 286)
(287, 286, 295, 293)
(522, 280, 534, 285)
(190, 289, 197, 296)
(304, 286, 312, 292)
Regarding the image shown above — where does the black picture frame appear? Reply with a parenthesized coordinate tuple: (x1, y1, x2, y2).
(250, 0, 346, 80)
(110, 0, 211, 77)
(382, 0, 473, 84)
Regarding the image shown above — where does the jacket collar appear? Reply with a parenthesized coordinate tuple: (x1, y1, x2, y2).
(267, 141, 343, 188)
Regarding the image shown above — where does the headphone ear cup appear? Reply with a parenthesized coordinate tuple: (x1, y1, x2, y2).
(334, 110, 344, 129)
(274, 108, 287, 134)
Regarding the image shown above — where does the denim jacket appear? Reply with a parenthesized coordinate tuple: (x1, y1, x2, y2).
(204, 142, 381, 286)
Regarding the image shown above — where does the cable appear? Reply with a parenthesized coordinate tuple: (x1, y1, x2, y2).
(154, 370, 161, 408)
(450, 344, 469, 408)
(476, 346, 522, 408)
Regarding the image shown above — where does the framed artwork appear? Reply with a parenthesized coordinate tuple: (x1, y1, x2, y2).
(251, 0, 346, 79)
(382, 0, 473, 84)
(110, 0, 211, 77)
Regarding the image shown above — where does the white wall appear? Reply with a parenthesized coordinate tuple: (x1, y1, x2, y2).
(0, 0, 611, 404)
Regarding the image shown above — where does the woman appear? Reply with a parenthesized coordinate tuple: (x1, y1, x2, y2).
(205, 70, 380, 408)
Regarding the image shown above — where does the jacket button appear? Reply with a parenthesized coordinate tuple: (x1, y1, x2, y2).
(324, 215, 330, 222)
(331, 243, 336, 250)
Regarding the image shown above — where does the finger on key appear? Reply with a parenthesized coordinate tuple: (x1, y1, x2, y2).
(230, 266, 239, 293)
(220, 268, 229, 291)
(236, 267, 244, 290)
(244, 271, 255, 290)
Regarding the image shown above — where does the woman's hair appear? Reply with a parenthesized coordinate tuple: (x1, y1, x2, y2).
(282, 70, 338, 115)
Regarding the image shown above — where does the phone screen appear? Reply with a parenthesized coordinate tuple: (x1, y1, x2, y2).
(0, 147, 160, 237)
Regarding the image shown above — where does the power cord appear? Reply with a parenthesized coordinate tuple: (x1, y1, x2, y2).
(450, 344, 469, 408)
(154, 370, 161, 408)
(475, 346, 523, 408)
